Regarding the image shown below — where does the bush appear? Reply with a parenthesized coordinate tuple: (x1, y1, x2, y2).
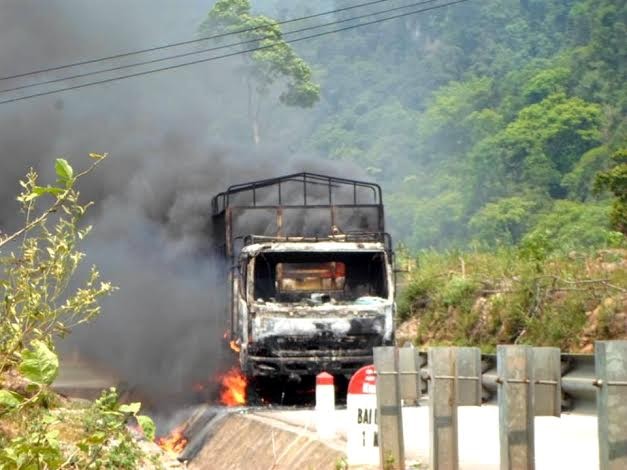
(441, 276, 479, 308)
(0, 157, 155, 469)
(1, 156, 114, 373)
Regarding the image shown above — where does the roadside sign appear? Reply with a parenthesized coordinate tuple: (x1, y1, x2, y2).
(346, 365, 379, 465)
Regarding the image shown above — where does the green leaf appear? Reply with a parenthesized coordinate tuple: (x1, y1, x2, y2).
(83, 431, 107, 445)
(18, 340, 59, 385)
(0, 390, 24, 408)
(137, 415, 156, 441)
(33, 186, 65, 196)
(42, 414, 59, 425)
(55, 158, 74, 188)
(118, 402, 141, 414)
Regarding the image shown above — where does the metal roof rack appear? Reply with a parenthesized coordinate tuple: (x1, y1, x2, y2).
(211, 172, 382, 216)
(211, 172, 386, 257)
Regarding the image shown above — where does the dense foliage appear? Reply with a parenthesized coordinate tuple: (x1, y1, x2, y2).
(595, 149, 627, 235)
(250, 0, 627, 349)
(231, 0, 627, 349)
(264, 0, 626, 252)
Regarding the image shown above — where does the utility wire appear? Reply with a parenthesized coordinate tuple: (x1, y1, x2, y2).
(0, 0, 442, 95)
(0, 0, 394, 82)
(0, 0, 470, 106)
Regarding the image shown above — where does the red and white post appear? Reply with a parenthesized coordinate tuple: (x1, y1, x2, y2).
(315, 371, 336, 439)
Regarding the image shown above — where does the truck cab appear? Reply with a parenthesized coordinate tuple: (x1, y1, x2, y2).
(211, 173, 395, 379)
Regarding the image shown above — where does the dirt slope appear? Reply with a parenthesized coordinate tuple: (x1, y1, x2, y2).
(188, 413, 343, 470)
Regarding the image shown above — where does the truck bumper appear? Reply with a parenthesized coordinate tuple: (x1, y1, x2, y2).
(246, 352, 374, 377)
(244, 311, 394, 377)
(244, 332, 393, 377)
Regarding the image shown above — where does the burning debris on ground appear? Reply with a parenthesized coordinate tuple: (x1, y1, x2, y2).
(149, 405, 234, 464)
(156, 425, 189, 455)
(219, 367, 247, 407)
(147, 363, 246, 460)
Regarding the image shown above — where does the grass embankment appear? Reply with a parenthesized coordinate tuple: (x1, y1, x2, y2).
(396, 249, 627, 352)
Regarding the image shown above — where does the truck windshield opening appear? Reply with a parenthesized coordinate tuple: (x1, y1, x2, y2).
(253, 251, 388, 303)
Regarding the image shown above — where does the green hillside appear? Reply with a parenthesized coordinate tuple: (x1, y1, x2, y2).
(289, 0, 626, 251)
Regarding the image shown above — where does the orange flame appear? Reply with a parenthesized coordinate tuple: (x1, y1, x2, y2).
(156, 425, 188, 454)
(219, 367, 247, 406)
(229, 339, 241, 353)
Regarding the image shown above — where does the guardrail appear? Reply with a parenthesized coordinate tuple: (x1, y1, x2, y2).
(373, 340, 627, 470)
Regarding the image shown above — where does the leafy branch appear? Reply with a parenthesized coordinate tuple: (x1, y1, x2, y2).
(0, 154, 114, 374)
(0, 154, 105, 249)
(1, 155, 157, 469)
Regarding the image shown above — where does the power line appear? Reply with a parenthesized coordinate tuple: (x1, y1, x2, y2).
(1, 0, 467, 105)
(0, 0, 470, 106)
(0, 0, 442, 95)
(0, 0, 394, 82)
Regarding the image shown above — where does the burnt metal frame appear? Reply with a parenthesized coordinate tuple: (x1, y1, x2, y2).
(211, 173, 387, 257)
(212, 172, 383, 214)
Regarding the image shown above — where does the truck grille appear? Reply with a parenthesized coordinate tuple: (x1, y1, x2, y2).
(250, 334, 382, 357)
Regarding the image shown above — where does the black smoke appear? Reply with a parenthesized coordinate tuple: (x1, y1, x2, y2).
(0, 0, 366, 406)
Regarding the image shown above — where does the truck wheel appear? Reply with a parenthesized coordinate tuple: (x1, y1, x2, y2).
(246, 377, 262, 406)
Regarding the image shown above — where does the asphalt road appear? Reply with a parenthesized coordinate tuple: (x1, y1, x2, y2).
(253, 404, 599, 469)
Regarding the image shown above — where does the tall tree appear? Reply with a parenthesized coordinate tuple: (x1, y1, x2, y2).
(595, 149, 627, 235)
(200, 0, 320, 144)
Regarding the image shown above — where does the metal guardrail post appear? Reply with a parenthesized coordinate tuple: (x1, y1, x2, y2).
(399, 346, 421, 405)
(374, 346, 405, 469)
(595, 340, 627, 470)
(428, 347, 459, 470)
(497, 345, 535, 470)
(456, 347, 482, 406)
(533, 347, 561, 417)
(427, 346, 481, 470)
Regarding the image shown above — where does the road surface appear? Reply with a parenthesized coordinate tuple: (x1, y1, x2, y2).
(249, 404, 598, 469)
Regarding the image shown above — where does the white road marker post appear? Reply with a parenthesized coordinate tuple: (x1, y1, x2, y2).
(347, 365, 379, 466)
(315, 371, 336, 439)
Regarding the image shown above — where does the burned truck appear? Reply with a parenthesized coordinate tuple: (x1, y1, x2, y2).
(211, 173, 395, 379)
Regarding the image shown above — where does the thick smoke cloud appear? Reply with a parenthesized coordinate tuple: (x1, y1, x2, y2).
(0, 0, 364, 406)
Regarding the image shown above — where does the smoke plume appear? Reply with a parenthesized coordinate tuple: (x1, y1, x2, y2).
(0, 0, 364, 406)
